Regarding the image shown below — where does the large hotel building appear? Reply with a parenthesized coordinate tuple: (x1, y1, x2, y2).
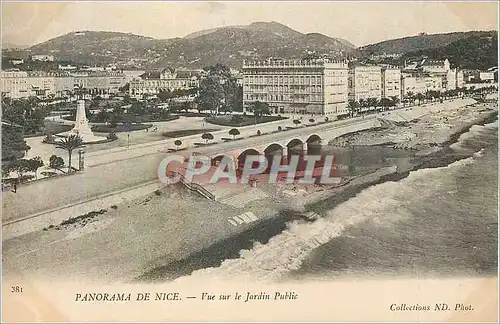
(242, 59, 349, 116)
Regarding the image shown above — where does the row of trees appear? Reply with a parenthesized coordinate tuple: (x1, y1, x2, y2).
(345, 86, 495, 117)
(2, 96, 50, 135)
(347, 96, 400, 116)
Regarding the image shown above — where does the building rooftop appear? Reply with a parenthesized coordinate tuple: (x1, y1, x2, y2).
(243, 58, 347, 68)
(27, 71, 72, 77)
(420, 59, 448, 66)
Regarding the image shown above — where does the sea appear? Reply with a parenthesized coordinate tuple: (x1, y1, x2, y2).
(146, 118, 498, 283)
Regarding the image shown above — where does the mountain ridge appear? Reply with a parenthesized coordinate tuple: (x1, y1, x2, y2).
(3, 23, 496, 70)
(23, 22, 355, 68)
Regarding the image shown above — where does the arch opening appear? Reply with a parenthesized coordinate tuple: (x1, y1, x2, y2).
(306, 134, 323, 154)
(237, 149, 261, 169)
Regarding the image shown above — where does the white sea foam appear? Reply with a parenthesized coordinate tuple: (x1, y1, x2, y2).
(450, 119, 498, 151)
(174, 157, 476, 283)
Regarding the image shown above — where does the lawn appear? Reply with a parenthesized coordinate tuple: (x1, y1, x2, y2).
(161, 128, 220, 138)
(206, 115, 288, 127)
(91, 123, 153, 133)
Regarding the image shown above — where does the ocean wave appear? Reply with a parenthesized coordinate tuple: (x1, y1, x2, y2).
(450, 119, 498, 151)
(174, 157, 477, 283)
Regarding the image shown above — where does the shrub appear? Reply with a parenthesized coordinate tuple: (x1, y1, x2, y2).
(257, 129, 261, 136)
(201, 133, 214, 143)
(41, 171, 57, 178)
(42, 133, 55, 143)
(278, 126, 282, 131)
(49, 155, 65, 170)
(174, 139, 182, 150)
(229, 128, 240, 139)
(19, 174, 35, 183)
(107, 131, 118, 140)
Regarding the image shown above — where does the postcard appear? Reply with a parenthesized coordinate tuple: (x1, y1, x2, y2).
(1, 1, 498, 322)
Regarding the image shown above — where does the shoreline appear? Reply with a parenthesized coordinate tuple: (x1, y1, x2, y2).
(134, 106, 498, 283)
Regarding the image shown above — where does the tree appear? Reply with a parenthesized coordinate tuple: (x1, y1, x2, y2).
(181, 101, 191, 113)
(4, 159, 31, 179)
(201, 133, 214, 144)
(252, 101, 270, 118)
(197, 64, 240, 114)
(347, 99, 359, 116)
(257, 129, 261, 136)
(229, 128, 240, 139)
(95, 109, 109, 123)
(379, 98, 393, 111)
(2, 96, 48, 135)
(55, 135, 84, 173)
(195, 75, 224, 114)
(389, 96, 399, 107)
(406, 91, 415, 105)
(358, 99, 366, 112)
(277, 126, 283, 131)
(1, 124, 30, 161)
(49, 155, 65, 171)
(27, 156, 44, 179)
(129, 101, 146, 115)
(415, 93, 425, 105)
(366, 98, 378, 111)
(174, 139, 182, 150)
(309, 118, 315, 123)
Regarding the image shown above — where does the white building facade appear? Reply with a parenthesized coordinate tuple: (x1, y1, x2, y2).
(348, 65, 382, 102)
(242, 59, 349, 116)
(381, 67, 401, 100)
(0, 70, 30, 98)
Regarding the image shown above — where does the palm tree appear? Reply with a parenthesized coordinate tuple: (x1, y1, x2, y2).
(347, 99, 359, 117)
(358, 99, 366, 113)
(55, 135, 84, 173)
(415, 93, 425, 106)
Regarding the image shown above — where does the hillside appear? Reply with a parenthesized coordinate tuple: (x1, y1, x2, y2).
(402, 33, 498, 70)
(22, 22, 355, 69)
(28, 31, 176, 66)
(151, 22, 355, 68)
(359, 31, 497, 55)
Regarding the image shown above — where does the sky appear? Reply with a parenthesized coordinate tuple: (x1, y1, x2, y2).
(1, 1, 498, 47)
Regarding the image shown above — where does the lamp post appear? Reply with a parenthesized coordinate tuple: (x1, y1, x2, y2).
(78, 149, 85, 171)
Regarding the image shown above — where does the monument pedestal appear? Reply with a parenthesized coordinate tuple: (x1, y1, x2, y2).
(61, 100, 106, 143)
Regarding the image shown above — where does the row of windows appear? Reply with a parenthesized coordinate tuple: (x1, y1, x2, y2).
(245, 94, 324, 102)
(244, 85, 323, 92)
(245, 75, 322, 84)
